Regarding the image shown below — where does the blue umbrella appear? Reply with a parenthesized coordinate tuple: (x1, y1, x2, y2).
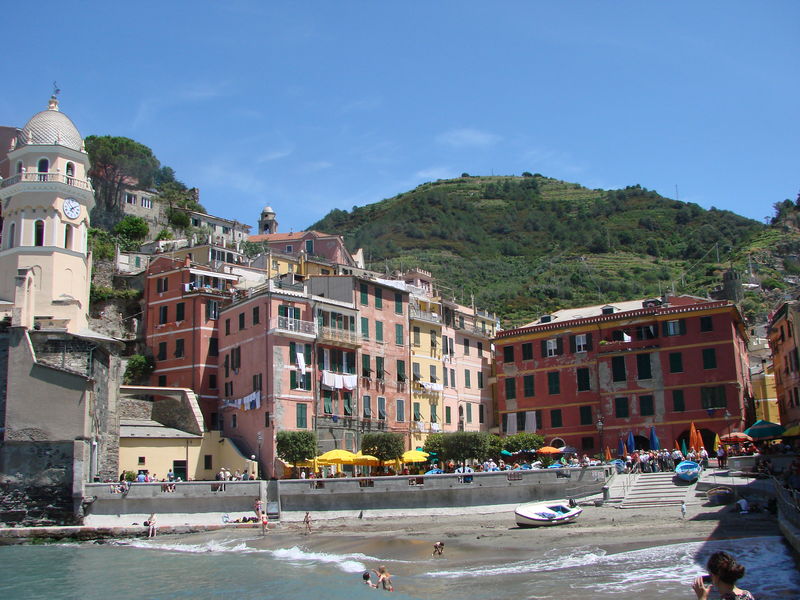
(744, 420, 785, 439)
(627, 431, 636, 452)
(617, 437, 625, 457)
(500, 449, 514, 457)
(649, 426, 660, 451)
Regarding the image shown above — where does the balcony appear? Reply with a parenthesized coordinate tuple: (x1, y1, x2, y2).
(318, 325, 361, 347)
(409, 306, 441, 324)
(597, 339, 660, 353)
(0, 171, 92, 190)
(271, 316, 317, 338)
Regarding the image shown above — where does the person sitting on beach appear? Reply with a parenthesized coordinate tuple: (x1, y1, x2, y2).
(146, 513, 157, 538)
(432, 541, 445, 557)
(373, 565, 393, 591)
(692, 551, 754, 600)
(362, 571, 377, 588)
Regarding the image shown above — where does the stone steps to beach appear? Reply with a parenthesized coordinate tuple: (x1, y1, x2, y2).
(619, 472, 694, 509)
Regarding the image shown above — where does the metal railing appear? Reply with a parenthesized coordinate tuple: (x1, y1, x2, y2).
(409, 306, 441, 324)
(274, 316, 317, 335)
(319, 326, 360, 345)
(1, 171, 91, 190)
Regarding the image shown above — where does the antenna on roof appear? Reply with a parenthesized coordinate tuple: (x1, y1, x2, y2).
(52, 81, 61, 96)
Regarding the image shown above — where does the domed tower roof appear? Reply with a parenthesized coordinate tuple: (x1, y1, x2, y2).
(262, 205, 275, 215)
(16, 95, 83, 152)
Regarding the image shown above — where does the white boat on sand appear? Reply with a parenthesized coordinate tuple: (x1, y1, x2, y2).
(514, 500, 582, 527)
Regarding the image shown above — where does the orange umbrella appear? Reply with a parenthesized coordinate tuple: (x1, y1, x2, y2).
(674, 439, 681, 451)
(604, 446, 612, 462)
(537, 446, 561, 454)
(689, 422, 699, 451)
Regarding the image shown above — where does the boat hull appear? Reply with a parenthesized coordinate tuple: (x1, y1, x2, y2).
(675, 460, 701, 482)
(514, 501, 583, 527)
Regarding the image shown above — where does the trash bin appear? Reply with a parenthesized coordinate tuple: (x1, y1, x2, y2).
(602, 485, 610, 501)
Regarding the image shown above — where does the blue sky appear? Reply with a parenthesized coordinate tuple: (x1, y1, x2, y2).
(2, 2, 798, 233)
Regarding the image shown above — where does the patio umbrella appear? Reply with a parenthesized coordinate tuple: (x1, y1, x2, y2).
(604, 446, 612, 462)
(558, 445, 578, 454)
(537, 446, 561, 454)
(649, 426, 660, 451)
(617, 438, 626, 457)
(744, 420, 785, 439)
(681, 438, 688, 456)
(689, 422, 699, 450)
(351, 451, 380, 466)
(713, 433, 721, 452)
(316, 449, 357, 463)
(401, 450, 429, 463)
(720, 432, 752, 443)
(627, 431, 635, 452)
(500, 449, 514, 457)
(782, 424, 800, 437)
(674, 439, 681, 451)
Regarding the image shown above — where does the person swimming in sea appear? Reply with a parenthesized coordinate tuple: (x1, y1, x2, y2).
(373, 565, 393, 591)
(432, 541, 445, 557)
(362, 571, 377, 588)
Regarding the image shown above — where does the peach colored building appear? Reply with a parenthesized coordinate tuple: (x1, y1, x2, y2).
(768, 301, 800, 429)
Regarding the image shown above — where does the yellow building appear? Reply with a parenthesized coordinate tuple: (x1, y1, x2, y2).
(751, 362, 781, 423)
(119, 421, 256, 481)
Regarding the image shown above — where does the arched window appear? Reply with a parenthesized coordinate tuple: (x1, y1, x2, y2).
(37, 158, 49, 182)
(34, 220, 45, 247)
(8, 223, 15, 248)
(64, 224, 73, 250)
(16, 161, 23, 174)
(65, 162, 74, 177)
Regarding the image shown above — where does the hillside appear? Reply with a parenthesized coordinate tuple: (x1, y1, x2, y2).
(310, 174, 772, 326)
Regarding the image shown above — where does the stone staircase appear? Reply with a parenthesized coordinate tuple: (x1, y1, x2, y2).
(619, 471, 695, 509)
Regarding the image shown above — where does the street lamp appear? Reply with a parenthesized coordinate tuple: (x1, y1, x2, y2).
(256, 430, 264, 479)
(595, 414, 605, 457)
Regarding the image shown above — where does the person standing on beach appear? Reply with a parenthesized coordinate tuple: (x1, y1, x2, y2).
(681, 501, 687, 519)
(147, 513, 157, 538)
(303, 511, 312, 534)
(432, 541, 445, 557)
(692, 551, 754, 600)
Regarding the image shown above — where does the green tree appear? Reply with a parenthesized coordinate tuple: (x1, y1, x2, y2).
(422, 433, 446, 461)
(85, 135, 161, 209)
(123, 354, 154, 384)
(441, 431, 489, 465)
(276, 430, 318, 476)
(113, 215, 150, 247)
(501, 432, 545, 454)
(167, 208, 191, 231)
(360, 432, 404, 465)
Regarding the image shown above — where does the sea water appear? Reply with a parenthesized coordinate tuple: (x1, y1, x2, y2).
(1, 535, 798, 599)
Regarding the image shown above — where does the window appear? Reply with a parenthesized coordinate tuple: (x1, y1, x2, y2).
(503, 345, 515, 362)
(430, 364, 438, 383)
(394, 292, 403, 314)
(378, 397, 387, 420)
(138, 456, 145, 465)
(478, 372, 484, 388)
(450, 368, 456, 387)
(157, 342, 167, 361)
(159, 305, 168, 325)
(396, 360, 406, 382)
(431, 403, 438, 423)
(376, 356, 385, 380)
(206, 300, 219, 320)
(702, 348, 717, 369)
(505, 377, 517, 400)
(363, 395, 372, 418)
(413, 326, 421, 346)
(305, 239, 314, 254)
(579, 405, 593, 425)
(523, 374, 535, 397)
(285, 245, 293, 253)
(443, 368, 448, 387)
(635, 325, 658, 340)
(672, 389, 685, 412)
(669, 352, 683, 373)
(209, 374, 217, 389)
(463, 339, 470, 355)
(615, 396, 629, 418)
(479, 404, 485, 424)
(253, 373, 262, 391)
(446, 406, 452, 424)
(361, 317, 369, 340)
(577, 367, 591, 392)
(545, 338, 559, 357)
(225, 319, 231, 335)
(412, 362, 421, 382)
(636, 353, 652, 380)
(34, 220, 45, 246)
(464, 369, 471, 388)
(700, 316, 713, 332)
(158, 375, 166, 387)
(521, 342, 533, 360)
(639, 395, 654, 416)
(413, 402, 422, 421)
(7, 222, 15, 248)
(395, 324, 404, 345)
(141, 196, 152, 209)
(323, 389, 333, 414)
(360, 283, 369, 305)
(547, 371, 560, 395)
(612, 356, 626, 382)
(125, 192, 136, 205)
(231, 414, 237, 429)
(574, 334, 588, 353)
(466, 403, 473, 424)
(296, 403, 307, 428)
(343, 392, 353, 416)
(396, 398, 405, 421)
(663, 319, 686, 336)
(239, 312, 245, 330)
(362, 354, 371, 377)
(204, 454, 213, 470)
(375, 321, 384, 342)
(176, 302, 185, 322)
(175, 338, 185, 358)
(550, 409, 562, 428)
(374, 288, 382, 308)
(208, 337, 218, 357)
(253, 306, 260, 325)
(37, 158, 49, 178)
(701, 386, 726, 409)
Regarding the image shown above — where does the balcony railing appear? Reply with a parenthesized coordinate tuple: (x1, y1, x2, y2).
(273, 316, 317, 335)
(319, 326, 360, 345)
(1, 172, 92, 190)
(409, 306, 441, 324)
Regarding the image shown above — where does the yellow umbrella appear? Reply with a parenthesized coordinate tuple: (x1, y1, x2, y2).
(783, 424, 800, 437)
(713, 433, 721, 452)
(316, 449, 357, 463)
(401, 450, 429, 463)
(352, 451, 381, 466)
